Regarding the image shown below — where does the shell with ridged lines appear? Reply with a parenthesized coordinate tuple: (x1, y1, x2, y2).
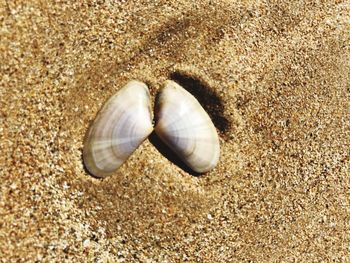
(154, 80, 220, 173)
(83, 80, 153, 178)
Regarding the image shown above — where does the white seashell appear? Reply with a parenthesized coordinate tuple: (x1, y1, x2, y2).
(83, 80, 153, 178)
(154, 80, 220, 173)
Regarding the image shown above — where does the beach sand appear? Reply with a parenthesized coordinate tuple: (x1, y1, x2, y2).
(1, 0, 349, 261)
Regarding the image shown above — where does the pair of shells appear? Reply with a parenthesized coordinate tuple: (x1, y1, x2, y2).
(83, 80, 220, 178)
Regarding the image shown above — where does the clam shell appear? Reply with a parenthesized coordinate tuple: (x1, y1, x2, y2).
(83, 80, 153, 178)
(154, 80, 220, 173)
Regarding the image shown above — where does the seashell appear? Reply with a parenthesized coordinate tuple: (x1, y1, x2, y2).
(83, 80, 153, 178)
(154, 80, 220, 173)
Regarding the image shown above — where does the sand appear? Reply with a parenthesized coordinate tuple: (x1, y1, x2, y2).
(1, 0, 349, 261)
